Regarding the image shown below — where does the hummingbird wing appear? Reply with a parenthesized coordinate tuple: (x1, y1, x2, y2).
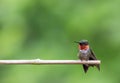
(89, 49, 100, 71)
(89, 49, 97, 60)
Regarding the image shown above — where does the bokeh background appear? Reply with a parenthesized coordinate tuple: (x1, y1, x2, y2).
(0, 0, 120, 83)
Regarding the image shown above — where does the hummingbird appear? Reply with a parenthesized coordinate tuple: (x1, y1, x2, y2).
(75, 40, 100, 73)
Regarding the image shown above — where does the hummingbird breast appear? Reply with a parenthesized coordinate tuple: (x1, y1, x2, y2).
(78, 49, 90, 60)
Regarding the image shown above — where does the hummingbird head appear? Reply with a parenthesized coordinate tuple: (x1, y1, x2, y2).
(75, 40, 89, 50)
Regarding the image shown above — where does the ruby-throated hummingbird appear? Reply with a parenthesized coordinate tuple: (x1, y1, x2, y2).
(75, 40, 100, 73)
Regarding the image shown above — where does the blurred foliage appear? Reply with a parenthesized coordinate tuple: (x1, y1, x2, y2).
(0, 0, 120, 83)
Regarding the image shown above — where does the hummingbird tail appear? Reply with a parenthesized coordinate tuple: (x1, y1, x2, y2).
(83, 65, 89, 73)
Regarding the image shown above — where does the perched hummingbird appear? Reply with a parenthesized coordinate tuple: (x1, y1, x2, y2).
(75, 40, 100, 73)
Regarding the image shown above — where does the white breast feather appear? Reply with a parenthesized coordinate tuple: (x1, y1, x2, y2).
(80, 49, 89, 53)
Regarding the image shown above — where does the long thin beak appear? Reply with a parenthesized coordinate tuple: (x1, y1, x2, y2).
(74, 41, 79, 43)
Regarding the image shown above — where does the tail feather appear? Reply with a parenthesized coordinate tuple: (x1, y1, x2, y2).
(83, 64, 100, 73)
(83, 65, 89, 73)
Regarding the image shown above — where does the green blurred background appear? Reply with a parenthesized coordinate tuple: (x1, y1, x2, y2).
(0, 0, 120, 83)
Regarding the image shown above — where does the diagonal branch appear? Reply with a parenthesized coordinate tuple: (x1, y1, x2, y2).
(0, 59, 101, 65)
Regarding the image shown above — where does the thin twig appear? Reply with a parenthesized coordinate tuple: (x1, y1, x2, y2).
(0, 59, 101, 65)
